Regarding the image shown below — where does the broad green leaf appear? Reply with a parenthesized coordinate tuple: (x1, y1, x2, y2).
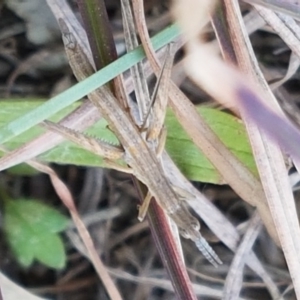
(200, 107, 257, 176)
(6, 164, 39, 176)
(4, 199, 69, 269)
(0, 101, 257, 184)
(0, 99, 81, 147)
(166, 107, 258, 183)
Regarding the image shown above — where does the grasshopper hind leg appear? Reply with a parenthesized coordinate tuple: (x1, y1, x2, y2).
(138, 192, 152, 221)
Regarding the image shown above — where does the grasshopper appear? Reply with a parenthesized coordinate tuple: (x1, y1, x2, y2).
(43, 19, 221, 267)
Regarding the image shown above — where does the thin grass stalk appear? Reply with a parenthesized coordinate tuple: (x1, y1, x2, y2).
(122, 1, 197, 297)
(133, 181, 198, 300)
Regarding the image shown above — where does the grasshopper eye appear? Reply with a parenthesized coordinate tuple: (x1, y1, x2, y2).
(179, 228, 191, 239)
(190, 218, 200, 231)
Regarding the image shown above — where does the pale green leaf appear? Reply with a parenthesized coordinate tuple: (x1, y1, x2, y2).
(4, 199, 69, 269)
(33, 232, 66, 269)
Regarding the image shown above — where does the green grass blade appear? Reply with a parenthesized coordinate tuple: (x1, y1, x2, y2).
(0, 24, 180, 145)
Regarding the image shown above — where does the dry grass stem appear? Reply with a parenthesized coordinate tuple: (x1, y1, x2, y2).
(174, 0, 300, 297)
